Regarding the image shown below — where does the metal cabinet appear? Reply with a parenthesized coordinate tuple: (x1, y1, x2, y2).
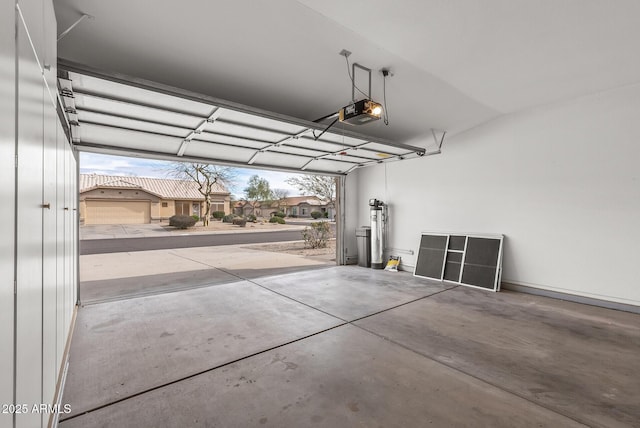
(6, 1, 79, 427)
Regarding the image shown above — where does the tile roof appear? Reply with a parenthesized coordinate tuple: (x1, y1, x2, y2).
(278, 196, 326, 206)
(80, 174, 229, 200)
(97, 178, 143, 189)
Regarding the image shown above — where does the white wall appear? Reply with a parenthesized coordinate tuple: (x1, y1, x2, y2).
(347, 84, 640, 306)
(1, 1, 79, 427)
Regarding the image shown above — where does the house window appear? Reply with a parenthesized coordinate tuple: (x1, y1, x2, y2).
(301, 208, 307, 216)
(162, 202, 168, 207)
(291, 207, 297, 216)
(211, 201, 225, 213)
(175, 202, 190, 215)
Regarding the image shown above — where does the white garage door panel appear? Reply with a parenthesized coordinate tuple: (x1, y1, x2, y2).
(217, 109, 306, 135)
(80, 110, 190, 138)
(86, 200, 151, 224)
(78, 123, 183, 153)
(185, 140, 256, 162)
(194, 133, 267, 150)
(75, 94, 204, 129)
(72, 73, 214, 117)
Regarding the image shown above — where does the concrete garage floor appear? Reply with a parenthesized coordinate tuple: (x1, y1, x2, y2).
(60, 257, 640, 427)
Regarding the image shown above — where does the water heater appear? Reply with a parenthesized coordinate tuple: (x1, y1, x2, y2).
(369, 199, 386, 269)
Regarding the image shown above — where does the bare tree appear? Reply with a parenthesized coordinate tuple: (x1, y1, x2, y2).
(168, 163, 237, 226)
(285, 175, 335, 205)
(271, 188, 289, 214)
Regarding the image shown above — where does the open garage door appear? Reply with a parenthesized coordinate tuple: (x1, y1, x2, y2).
(86, 200, 151, 225)
(58, 61, 427, 264)
(58, 61, 426, 175)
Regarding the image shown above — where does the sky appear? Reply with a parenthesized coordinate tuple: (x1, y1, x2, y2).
(79, 152, 310, 199)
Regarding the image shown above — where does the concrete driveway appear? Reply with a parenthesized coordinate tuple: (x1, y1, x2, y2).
(62, 246, 640, 427)
(79, 244, 335, 304)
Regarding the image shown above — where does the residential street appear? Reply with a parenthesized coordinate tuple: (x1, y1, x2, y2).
(80, 230, 309, 255)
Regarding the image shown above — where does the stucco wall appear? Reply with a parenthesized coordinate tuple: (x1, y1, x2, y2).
(160, 200, 175, 219)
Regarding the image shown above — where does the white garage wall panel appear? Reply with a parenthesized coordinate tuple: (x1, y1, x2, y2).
(56, 120, 67, 382)
(349, 84, 640, 307)
(0, 0, 16, 424)
(65, 147, 76, 337)
(42, 0, 59, 411)
(42, 79, 59, 425)
(15, 1, 45, 426)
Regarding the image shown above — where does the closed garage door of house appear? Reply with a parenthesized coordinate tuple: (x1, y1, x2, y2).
(86, 200, 151, 224)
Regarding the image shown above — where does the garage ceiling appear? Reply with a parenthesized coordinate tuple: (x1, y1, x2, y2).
(54, 1, 640, 149)
(60, 66, 427, 175)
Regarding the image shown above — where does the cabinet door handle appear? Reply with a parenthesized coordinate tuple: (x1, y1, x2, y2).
(42, 203, 51, 209)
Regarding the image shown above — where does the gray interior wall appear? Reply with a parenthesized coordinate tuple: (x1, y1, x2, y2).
(2, 1, 79, 427)
(342, 172, 360, 265)
(347, 83, 640, 306)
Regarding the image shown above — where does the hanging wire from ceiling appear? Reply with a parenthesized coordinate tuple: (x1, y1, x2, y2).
(343, 54, 371, 102)
(382, 69, 390, 125)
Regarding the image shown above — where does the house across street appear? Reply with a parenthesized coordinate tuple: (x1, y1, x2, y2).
(80, 173, 333, 225)
(79, 174, 231, 225)
(234, 196, 334, 219)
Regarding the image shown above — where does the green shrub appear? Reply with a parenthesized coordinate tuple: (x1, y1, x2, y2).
(269, 216, 285, 224)
(191, 215, 200, 221)
(212, 211, 225, 219)
(323, 212, 329, 218)
(310, 211, 322, 219)
(169, 215, 196, 229)
(288, 214, 298, 218)
(223, 214, 237, 223)
(232, 218, 247, 227)
(247, 214, 257, 222)
(274, 211, 285, 218)
(302, 221, 332, 248)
